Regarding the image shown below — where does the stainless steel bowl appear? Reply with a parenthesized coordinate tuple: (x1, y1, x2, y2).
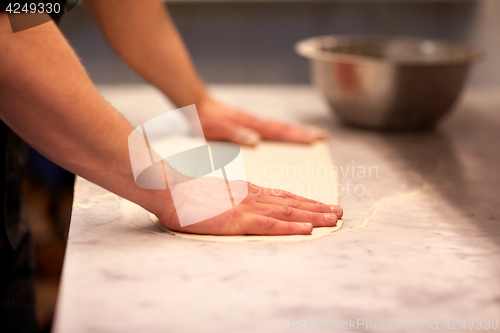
(295, 35, 482, 129)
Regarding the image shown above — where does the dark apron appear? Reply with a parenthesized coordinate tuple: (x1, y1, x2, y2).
(0, 1, 72, 331)
(0, 121, 35, 333)
(0, 1, 70, 331)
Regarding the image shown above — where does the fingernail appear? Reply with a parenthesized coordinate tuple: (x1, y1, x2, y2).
(307, 127, 326, 140)
(329, 205, 343, 217)
(235, 128, 260, 145)
(324, 213, 337, 221)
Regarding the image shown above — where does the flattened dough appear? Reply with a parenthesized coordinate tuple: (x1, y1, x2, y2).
(149, 141, 342, 243)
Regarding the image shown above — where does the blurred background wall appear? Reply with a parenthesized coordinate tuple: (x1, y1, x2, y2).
(26, 0, 500, 331)
(57, 0, 500, 87)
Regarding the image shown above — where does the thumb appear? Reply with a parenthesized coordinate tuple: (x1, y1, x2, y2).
(203, 121, 261, 146)
(231, 126, 261, 146)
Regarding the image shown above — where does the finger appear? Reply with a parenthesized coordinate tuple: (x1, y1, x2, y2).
(253, 202, 338, 227)
(249, 185, 343, 217)
(243, 214, 313, 235)
(233, 112, 326, 143)
(253, 186, 343, 218)
(256, 195, 342, 217)
(332, 205, 343, 218)
(202, 119, 261, 146)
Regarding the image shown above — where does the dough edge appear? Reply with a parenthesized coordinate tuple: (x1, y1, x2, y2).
(149, 212, 343, 243)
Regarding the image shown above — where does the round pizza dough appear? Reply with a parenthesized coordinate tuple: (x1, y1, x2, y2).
(148, 141, 343, 243)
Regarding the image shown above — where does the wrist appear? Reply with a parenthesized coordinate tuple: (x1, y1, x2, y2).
(142, 188, 176, 220)
(193, 91, 213, 111)
(168, 85, 210, 110)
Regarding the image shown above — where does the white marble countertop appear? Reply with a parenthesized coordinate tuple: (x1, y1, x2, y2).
(53, 84, 500, 333)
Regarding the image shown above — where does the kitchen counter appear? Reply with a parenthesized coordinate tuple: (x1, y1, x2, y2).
(53, 84, 500, 332)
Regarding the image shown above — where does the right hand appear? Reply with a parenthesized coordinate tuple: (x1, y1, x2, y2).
(156, 180, 343, 235)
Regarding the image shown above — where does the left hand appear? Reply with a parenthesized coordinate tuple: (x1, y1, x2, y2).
(157, 180, 343, 235)
(196, 97, 326, 146)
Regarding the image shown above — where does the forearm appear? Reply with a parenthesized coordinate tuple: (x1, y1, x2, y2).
(0, 16, 170, 216)
(85, 0, 208, 107)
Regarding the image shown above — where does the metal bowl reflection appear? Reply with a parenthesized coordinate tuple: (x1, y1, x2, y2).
(295, 35, 482, 130)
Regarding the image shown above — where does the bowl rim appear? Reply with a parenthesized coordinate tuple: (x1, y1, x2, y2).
(295, 34, 484, 66)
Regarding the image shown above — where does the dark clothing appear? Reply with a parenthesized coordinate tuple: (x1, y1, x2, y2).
(0, 121, 35, 333)
(0, 1, 70, 22)
(0, 7, 38, 333)
(1, 2, 72, 332)
(0, 5, 37, 333)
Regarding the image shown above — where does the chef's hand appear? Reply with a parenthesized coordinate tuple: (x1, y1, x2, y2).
(156, 181, 343, 235)
(197, 97, 326, 146)
(87, 0, 324, 146)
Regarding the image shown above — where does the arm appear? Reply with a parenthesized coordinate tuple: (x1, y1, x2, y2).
(0, 15, 341, 235)
(0, 16, 169, 217)
(84, 0, 326, 146)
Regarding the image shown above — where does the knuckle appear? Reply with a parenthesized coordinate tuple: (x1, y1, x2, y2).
(284, 222, 293, 233)
(248, 183, 260, 193)
(260, 188, 271, 196)
(286, 198, 299, 209)
(266, 217, 278, 229)
(281, 204, 293, 217)
(276, 189, 287, 198)
(260, 187, 270, 197)
(315, 204, 329, 213)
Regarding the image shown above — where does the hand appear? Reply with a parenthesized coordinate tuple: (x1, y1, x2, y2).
(156, 181, 343, 235)
(197, 97, 326, 146)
